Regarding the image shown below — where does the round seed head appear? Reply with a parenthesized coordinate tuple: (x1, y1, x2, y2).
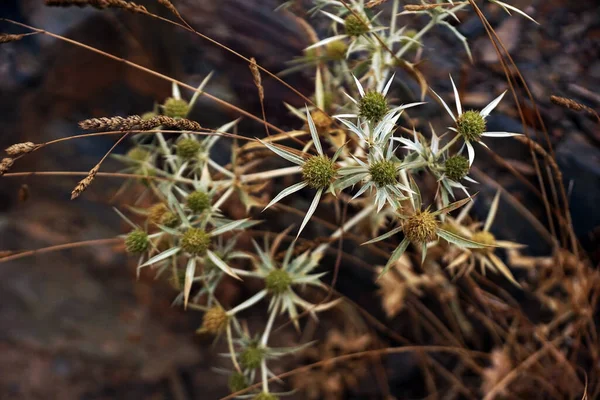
(302, 155, 336, 189)
(198, 306, 228, 335)
(176, 138, 202, 160)
(444, 155, 470, 181)
(187, 190, 211, 213)
(369, 160, 397, 187)
(401, 29, 419, 52)
(127, 147, 151, 162)
(325, 40, 347, 60)
(359, 91, 388, 123)
(471, 231, 496, 253)
(148, 203, 179, 227)
(252, 393, 278, 400)
(456, 110, 486, 142)
(125, 229, 149, 254)
(163, 97, 190, 119)
(344, 14, 368, 36)
(141, 111, 157, 121)
(228, 372, 248, 393)
(265, 269, 292, 295)
(310, 110, 333, 130)
(403, 211, 438, 244)
(181, 228, 211, 256)
(240, 345, 264, 370)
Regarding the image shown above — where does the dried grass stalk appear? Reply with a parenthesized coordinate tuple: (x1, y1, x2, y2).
(249, 57, 264, 102)
(551, 95, 599, 120)
(44, 0, 147, 13)
(0, 158, 14, 176)
(404, 2, 459, 11)
(71, 165, 99, 200)
(5, 142, 39, 156)
(79, 115, 202, 131)
(0, 34, 25, 43)
(366, 0, 388, 8)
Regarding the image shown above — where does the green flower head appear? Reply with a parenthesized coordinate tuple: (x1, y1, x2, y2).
(240, 344, 265, 370)
(302, 155, 336, 189)
(344, 14, 368, 36)
(187, 190, 211, 213)
(125, 229, 149, 254)
(359, 91, 388, 122)
(265, 269, 292, 295)
(457, 110, 486, 142)
(228, 372, 248, 393)
(176, 138, 202, 160)
(326, 40, 347, 60)
(369, 160, 397, 187)
(181, 228, 211, 256)
(163, 97, 189, 119)
(444, 155, 470, 181)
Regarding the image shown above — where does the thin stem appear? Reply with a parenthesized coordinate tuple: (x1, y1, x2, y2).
(0, 238, 121, 264)
(241, 166, 302, 183)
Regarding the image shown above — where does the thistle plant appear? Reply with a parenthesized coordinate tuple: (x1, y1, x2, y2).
(3, 0, 585, 398)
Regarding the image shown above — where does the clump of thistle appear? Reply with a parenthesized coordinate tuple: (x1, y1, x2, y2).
(359, 91, 388, 122)
(325, 40, 347, 60)
(163, 97, 189, 119)
(198, 306, 228, 334)
(176, 138, 201, 159)
(344, 14, 368, 36)
(181, 228, 211, 256)
(369, 160, 397, 187)
(456, 110, 486, 141)
(148, 203, 179, 227)
(228, 372, 248, 393)
(240, 344, 265, 370)
(302, 155, 336, 189)
(445, 155, 470, 181)
(403, 211, 438, 244)
(187, 190, 211, 213)
(265, 269, 292, 295)
(125, 229, 149, 254)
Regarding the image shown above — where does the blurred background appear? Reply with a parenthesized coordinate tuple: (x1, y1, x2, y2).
(0, 0, 599, 398)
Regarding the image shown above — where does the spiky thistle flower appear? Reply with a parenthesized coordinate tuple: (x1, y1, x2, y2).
(432, 75, 522, 165)
(364, 178, 490, 275)
(444, 191, 525, 286)
(260, 107, 343, 238)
